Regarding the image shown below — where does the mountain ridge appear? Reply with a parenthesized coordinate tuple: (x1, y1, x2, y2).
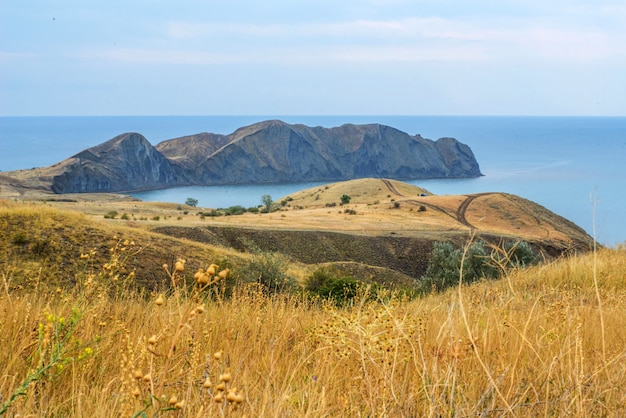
(0, 120, 482, 194)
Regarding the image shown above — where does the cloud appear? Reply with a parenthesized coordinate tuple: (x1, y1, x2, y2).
(164, 16, 626, 63)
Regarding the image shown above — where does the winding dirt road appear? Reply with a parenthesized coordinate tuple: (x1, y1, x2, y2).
(379, 179, 501, 231)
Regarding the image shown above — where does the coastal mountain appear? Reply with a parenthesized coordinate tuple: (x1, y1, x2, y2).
(1, 120, 482, 194)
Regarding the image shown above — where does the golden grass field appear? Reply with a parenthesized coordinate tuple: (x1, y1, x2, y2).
(1, 180, 623, 416)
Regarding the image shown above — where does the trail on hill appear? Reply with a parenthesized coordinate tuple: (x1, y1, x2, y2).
(381, 179, 404, 196)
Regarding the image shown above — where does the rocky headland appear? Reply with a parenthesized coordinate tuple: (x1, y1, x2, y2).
(0, 120, 482, 195)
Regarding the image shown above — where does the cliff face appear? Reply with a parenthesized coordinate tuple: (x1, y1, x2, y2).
(169, 120, 482, 185)
(49, 133, 183, 193)
(10, 120, 483, 193)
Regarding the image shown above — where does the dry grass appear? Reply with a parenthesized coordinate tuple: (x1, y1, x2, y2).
(1, 228, 624, 416)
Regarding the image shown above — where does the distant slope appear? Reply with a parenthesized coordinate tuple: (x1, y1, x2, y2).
(151, 178, 595, 279)
(0, 120, 482, 194)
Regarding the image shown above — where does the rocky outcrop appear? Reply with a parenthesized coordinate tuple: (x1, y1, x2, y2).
(194, 121, 483, 184)
(49, 133, 184, 193)
(3, 120, 483, 193)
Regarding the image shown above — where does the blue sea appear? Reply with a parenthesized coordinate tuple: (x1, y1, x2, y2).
(1, 116, 625, 246)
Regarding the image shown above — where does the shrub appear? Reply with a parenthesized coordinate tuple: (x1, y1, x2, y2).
(420, 241, 497, 292)
(418, 205, 427, 212)
(185, 197, 199, 207)
(261, 194, 273, 213)
(223, 205, 247, 216)
(340, 194, 351, 205)
(306, 268, 359, 304)
(239, 251, 296, 294)
(104, 211, 118, 219)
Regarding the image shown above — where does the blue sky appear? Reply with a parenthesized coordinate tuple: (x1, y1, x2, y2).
(1, 1, 625, 116)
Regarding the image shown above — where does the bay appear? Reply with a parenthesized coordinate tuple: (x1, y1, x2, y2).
(1, 116, 624, 246)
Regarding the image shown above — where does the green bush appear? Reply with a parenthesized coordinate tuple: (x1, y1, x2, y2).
(306, 268, 359, 303)
(239, 251, 296, 294)
(223, 205, 247, 216)
(340, 194, 351, 205)
(420, 241, 498, 292)
(104, 211, 118, 219)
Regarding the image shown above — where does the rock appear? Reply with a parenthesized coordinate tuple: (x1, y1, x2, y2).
(1, 120, 483, 194)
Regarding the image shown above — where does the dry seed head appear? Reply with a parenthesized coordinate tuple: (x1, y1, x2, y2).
(194, 269, 203, 281)
(148, 335, 157, 345)
(133, 370, 143, 379)
(202, 378, 212, 388)
(155, 294, 165, 306)
(142, 373, 151, 382)
(132, 388, 141, 398)
(218, 268, 230, 280)
(207, 264, 218, 276)
(214, 392, 224, 403)
(215, 382, 226, 392)
(162, 264, 169, 271)
(195, 304, 206, 314)
(174, 259, 186, 273)
(197, 273, 210, 285)
(219, 368, 232, 383)
(213, 350, 223, 360)
(226, 390, 238, 403)
(175, 400, 185, 409)
(168, 395, 178, 405)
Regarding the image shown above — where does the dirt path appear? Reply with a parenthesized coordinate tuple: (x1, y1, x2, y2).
(381, 179, 404, 197)
(455, 192, 498, 230)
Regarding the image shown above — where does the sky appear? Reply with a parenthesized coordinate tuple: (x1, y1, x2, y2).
(1, 1, 625, 116)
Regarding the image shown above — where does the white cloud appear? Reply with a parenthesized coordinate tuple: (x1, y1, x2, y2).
(164, 16, 626, 63)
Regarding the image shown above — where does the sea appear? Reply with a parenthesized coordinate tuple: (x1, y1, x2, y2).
(1, 116, 625, 246)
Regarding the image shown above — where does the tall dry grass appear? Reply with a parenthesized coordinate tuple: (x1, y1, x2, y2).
(1, 242, 625, 416)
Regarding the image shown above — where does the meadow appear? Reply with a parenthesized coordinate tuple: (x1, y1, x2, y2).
(1, 202, 625, 417)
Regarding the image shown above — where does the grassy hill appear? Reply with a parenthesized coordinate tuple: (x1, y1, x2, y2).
(0, 195, 624, 415)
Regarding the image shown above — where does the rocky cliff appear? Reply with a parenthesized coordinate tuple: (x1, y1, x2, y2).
(4, 120, 483, 194)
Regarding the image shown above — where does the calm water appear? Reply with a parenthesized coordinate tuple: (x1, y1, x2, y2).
(1, 116, 625, 246)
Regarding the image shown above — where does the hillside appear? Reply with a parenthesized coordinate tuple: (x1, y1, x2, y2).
(0, 120, 481, 194)
(0, 196, 624, 416)
(2, 178, 594, 289)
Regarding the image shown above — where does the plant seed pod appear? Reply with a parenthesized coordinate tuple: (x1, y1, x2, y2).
(197, 273, 209, 285)
(175, 400, 185, 409)
(155, 294, 165, 306)
(218, 268, 230, 280)
(213, 351, 223, 360)
(214, 392, 224, 403)
(132, 388, 141, 398)
(148, 335, 157, 345)
(226, 391, 238, 403)
(195, 304, 206, 314)
(202, 378, 212, 388)
(219, 368, 232, 383)
(215, 382, 226, 392)
(133, 370, 143, 379)
(168, 395, 178, 405)
(142, 373, 151, 382)
(174, 259, 185, 273)
(207, 264, 218, 276)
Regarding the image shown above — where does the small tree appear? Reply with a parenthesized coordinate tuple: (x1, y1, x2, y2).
(261, 194, 273, 213)
(185, 197, 199, 207)
(340, 194, 351, 205)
